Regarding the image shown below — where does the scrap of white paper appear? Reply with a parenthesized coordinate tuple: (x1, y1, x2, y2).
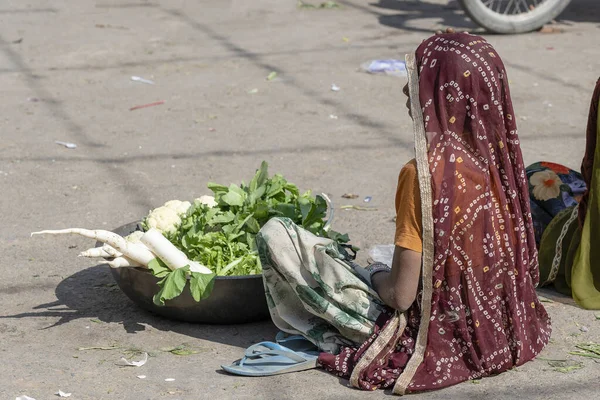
(119, 352, 148, 367)
(55, 141, 77, 149)
(137, 375, 147, 379)
(56, 390, 72, 398)
(131, 76, 155, 85)
(16, 396, 36, 400)
(165, 378, 175, 382)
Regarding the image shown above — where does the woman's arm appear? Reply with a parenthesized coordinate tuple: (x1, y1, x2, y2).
(371, 246, 421, 312)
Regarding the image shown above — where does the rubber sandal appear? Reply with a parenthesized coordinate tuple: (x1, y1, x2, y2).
(221, 341, 319, 377)
(275, 331, 318, 351)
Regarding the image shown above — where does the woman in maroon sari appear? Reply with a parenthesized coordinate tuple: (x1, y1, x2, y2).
(248, 32, 551, 394)
(318, 31, 552, 393)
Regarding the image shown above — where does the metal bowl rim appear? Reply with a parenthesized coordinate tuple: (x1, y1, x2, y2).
(123, 266, 263, 280)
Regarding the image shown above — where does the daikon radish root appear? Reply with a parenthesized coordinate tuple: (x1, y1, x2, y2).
(141, 228, 212, 274)
(79, 244, 122, 258)
(31, 228, 155, 266)
(125, 231, 144, 243)
(106, 256, 143, 268)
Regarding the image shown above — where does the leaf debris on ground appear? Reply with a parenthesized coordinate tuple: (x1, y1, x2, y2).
(547, 359, 584, 373)
(341, 205, 378, 211)
(537, 295, 554, 303)
(341, 193, 359, 199)
(266, 71, 278, 81)
(78, 345, 120, 351)
(569, 343, 600, 359)
(122, 346, 146, 358)
(297, 1, 341, 9)
(161, 344, 200, 356)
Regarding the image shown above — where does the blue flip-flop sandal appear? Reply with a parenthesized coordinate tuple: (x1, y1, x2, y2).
(221, 337, 319, 377)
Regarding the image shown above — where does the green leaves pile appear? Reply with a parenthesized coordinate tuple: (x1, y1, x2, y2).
(149, 161, 351, 305)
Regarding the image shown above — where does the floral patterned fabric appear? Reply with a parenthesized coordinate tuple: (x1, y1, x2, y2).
(526, 162, 586, 246)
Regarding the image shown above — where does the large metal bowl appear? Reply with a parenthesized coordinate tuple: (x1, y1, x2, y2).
(104, 222, 270, 324)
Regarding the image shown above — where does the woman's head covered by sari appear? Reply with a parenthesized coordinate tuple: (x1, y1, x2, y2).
(388, 33, 551, 393)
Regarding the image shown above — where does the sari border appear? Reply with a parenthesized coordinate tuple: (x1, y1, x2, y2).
(545, 206, 579, 285)
(392, 52, 435, 395)
(349, 313, 407, 388)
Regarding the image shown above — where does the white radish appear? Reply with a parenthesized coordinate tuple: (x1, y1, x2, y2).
(79, 244, 122, 258)
(140, 228, 212, 274)
(106, 256, 143, 269)
(125, 231, 144, 243)
(31, 228, 155, 266)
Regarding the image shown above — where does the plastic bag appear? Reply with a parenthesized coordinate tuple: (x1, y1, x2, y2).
(368, 244, 395, 266)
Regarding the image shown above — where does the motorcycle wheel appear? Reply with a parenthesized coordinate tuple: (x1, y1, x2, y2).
(458, 0, 572, 34)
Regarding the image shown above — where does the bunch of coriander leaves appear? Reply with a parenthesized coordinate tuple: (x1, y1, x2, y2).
(148, 161, 353, 306)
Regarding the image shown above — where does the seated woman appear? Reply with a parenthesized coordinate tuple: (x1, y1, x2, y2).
(240, 32, 552, 393)
(528, 79, 600, 309)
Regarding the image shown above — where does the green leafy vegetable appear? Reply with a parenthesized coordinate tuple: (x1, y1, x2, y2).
(153, 266, 190, 306)
(149, 161, 352, 304)
(148, 258, 171, 278)
(189, 272, 216, 302)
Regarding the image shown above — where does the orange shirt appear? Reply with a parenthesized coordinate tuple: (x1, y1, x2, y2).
(394, 159, 423, 253)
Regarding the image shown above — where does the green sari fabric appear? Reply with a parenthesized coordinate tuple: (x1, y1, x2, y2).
(535, 79, 600, 309)
(571, 108, 600, 308)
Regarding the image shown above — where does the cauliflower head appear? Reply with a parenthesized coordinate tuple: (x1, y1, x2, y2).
(163, 200, 192, 215)
(145, 206, 181, 234)
(195, 195, 217, 208)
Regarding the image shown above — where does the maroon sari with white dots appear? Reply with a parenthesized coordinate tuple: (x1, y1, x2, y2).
(318, 33, 551, 394)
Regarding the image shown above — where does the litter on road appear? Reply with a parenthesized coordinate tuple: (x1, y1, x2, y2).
(77, 345, 120, 351)
(129, 101, 165, 111)
(131, 76, 155, 85)
(360, 60, 407, 77)
(119, 352, 149, 367)
(55, 141, 77, 149)
(341, 205, 378, 211)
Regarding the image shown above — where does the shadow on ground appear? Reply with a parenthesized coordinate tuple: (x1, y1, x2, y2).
(559, 0, 600, 25)
(376, 0, 476, 32)
(0, 265, 278, 348)
(0, 265, 577, 347)
(348, 0, 600, 33)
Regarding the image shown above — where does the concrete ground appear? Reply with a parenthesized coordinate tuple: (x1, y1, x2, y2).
(1, 0, 600, 399)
